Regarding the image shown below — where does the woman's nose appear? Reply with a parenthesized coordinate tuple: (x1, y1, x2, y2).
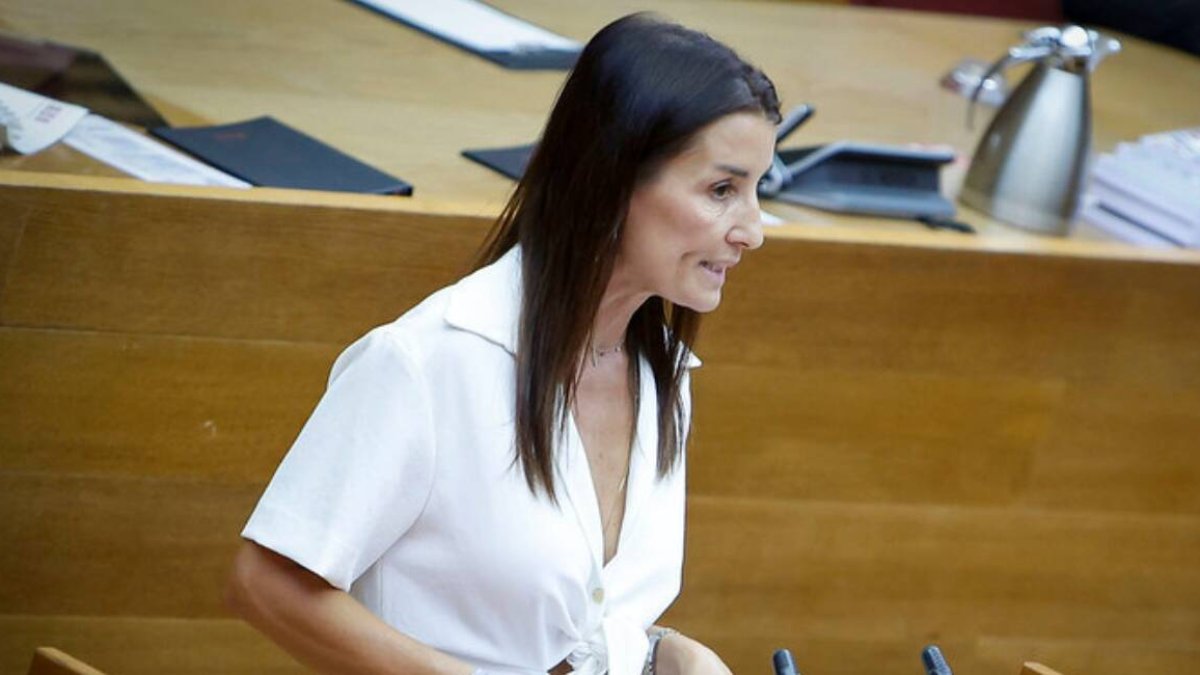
(728, 193, 765, 250)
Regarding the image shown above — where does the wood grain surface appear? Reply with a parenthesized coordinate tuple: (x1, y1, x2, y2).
(1, 174, 1197, 674)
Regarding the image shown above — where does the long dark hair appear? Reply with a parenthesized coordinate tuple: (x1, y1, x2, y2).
(477, 13, 780, 500)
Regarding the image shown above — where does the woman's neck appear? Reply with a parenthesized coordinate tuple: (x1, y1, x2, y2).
(590, 269, 650, 352)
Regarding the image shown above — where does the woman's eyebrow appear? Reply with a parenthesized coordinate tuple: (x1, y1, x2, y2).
(714, 163, 750, 178)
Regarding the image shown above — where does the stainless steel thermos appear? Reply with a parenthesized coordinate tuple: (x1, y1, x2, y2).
(960, 25, 1120, 235)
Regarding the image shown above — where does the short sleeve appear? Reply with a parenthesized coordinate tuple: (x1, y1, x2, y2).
(242, 328, 436, 591)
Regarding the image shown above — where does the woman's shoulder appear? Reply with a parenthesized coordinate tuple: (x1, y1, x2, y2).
(357, 285, 458, 361)
(346, 253, 521, 375)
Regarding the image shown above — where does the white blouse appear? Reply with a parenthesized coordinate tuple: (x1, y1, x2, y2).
(242, 247, 697, 675)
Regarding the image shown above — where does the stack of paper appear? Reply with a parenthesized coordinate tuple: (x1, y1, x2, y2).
(0, 81, 248, 187)
(1074, 128, 1200, 248)
(0, 80, 88, 154)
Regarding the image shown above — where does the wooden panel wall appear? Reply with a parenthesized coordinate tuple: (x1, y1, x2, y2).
(1, 175, 1197, 675)
(0, 177, 486, 675)
(670, 235, 1200, 674)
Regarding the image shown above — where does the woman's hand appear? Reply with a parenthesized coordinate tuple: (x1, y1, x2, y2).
(653, 633, 732, 675)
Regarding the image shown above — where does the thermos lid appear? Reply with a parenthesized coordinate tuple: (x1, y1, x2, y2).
(1009, 25, 1121, 72)
(968, 25, 1120, 126)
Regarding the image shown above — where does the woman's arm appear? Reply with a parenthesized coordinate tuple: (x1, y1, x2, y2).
(225, 540, 475, 675)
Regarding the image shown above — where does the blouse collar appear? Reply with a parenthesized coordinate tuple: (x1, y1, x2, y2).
(443, 245, 701, 369)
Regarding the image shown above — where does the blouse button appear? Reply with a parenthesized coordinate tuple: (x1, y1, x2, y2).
(591, 587, 605, 604)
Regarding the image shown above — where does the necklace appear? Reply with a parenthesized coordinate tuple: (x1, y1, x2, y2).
(602, 468, 630, 547)
(589, 342, 623, 367)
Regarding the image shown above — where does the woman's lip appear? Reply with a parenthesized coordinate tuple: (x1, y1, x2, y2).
(700, 262, 728, 282)
(701, 260, 738, 272)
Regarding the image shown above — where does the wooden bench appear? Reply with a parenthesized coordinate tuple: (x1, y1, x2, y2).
(1, 172, 1198, 674)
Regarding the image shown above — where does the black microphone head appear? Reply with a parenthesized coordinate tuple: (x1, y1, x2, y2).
(773, 648, 797, 675)
(921, 645, 953, 675)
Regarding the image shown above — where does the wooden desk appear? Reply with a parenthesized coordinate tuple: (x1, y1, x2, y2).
(1, 0, 1198, 248)
(0, 3, 1198, 675)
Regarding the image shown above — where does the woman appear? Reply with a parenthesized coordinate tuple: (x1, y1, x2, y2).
(226, 13, 780, 675)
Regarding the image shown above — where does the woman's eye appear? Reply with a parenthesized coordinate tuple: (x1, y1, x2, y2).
(711, 183, 734, 200)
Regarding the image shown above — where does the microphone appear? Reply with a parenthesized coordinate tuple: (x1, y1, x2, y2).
(921, 645, 954, 675)
(759, 104, 816, 197)
(775, 104, 815, 143)
(773, 648, 799, 675)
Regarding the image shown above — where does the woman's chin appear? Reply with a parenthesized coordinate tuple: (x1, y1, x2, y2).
(675, 291, 722, 314)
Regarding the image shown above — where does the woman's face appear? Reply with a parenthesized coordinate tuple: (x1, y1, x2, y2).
(616, 111, 776, 313)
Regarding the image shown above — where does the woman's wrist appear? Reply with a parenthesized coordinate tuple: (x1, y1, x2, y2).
(644, 627, 680, 675)
(650, 631, 731, 675)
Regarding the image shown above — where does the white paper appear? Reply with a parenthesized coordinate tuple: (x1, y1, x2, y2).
(1140, 127, 1200, 167)
(357, 0, 579, 52)
(1074, 202, 1181, 248)
(0, 81, 89, 154)
(760, 210, 785, 227)
(63, 114, 250, 188)
(1078, 126, 1200, 249)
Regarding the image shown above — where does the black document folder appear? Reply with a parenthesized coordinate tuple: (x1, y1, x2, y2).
(151, 116, 413, 196)
(462, 143, 535, 180)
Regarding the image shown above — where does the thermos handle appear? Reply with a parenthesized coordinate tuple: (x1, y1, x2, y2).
(965, 25, 1118, 130)
(967, 48, 1050, 130)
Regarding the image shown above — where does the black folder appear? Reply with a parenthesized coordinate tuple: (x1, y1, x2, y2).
(461, 143, 535, 180)
(151, 116, 413, 196)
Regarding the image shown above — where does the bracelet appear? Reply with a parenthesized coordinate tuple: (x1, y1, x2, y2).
(643, 627, 679, 675)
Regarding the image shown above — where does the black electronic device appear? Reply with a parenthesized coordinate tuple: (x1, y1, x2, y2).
(760, 141, 957, 218)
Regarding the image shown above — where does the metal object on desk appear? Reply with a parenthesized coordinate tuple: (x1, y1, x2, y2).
(760, 141, 957, 219)
(941, 58, 1009, 107)
(959, 25, 1121, 236)
(760, 104, 959, 220)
